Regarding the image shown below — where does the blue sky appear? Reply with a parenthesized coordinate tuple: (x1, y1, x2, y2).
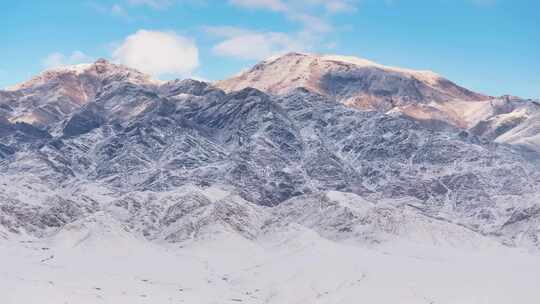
(0, 0, 538, 98)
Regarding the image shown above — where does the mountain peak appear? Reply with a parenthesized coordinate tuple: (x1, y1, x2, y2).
(260, 52, 441, 82)
(8, 59, 155, 92)
(218, 52, 451, 94)
(262, 51, 310, 63)
(2, 59, 158, 127)
(216, 52, 489, 127)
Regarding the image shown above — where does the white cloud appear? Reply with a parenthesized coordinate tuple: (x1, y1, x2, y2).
(42, 51, 93, 68)
(112, 30, 199, 78)
(111, 4, 129, 17)
(206, 26, 306, 61)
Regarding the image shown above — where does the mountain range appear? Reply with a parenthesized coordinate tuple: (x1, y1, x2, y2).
(1, 53, 539, 303)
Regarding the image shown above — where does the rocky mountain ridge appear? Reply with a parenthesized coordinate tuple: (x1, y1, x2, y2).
(0, 55, 539, 252)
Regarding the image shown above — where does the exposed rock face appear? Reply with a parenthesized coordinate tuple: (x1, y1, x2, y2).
(0, 57, 539, 252)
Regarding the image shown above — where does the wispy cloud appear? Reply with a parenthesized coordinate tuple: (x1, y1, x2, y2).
(206, 0, 357, 61)
(42, 51, 93, 69)
(229, 0, 356, 14)
(205, 26, 306, 60)
(322, 0, 357, 13)
(111, 4, 130, 18)
(89, 2, 132, 20)
(126, 0, 206, 9)
(120, 0, 356, 35)
(228, 0, 338, 34)
(229, 0, 288, 11)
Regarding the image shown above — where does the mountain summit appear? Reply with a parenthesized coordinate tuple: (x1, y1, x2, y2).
(217, 52, 487, 109)
(2, 59, 156, 128)
(217, 53, 504, 129)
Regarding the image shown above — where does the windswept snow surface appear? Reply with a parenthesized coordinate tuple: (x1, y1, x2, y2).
(2, 226, 539, 304)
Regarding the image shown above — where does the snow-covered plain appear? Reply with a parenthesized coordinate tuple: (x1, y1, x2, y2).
(2, 219, 539, 304)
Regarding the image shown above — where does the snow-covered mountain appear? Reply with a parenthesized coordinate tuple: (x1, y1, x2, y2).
(1, 57, 540, 303)
(216, 52, 495, 128)
(218, 53, 540, 149)
(1, 56, 539, 248)
(216, 53, 487, 105)
(1, 59, 157, 128)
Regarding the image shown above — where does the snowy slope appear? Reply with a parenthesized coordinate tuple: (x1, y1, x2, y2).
(2, 222, 540, 304)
